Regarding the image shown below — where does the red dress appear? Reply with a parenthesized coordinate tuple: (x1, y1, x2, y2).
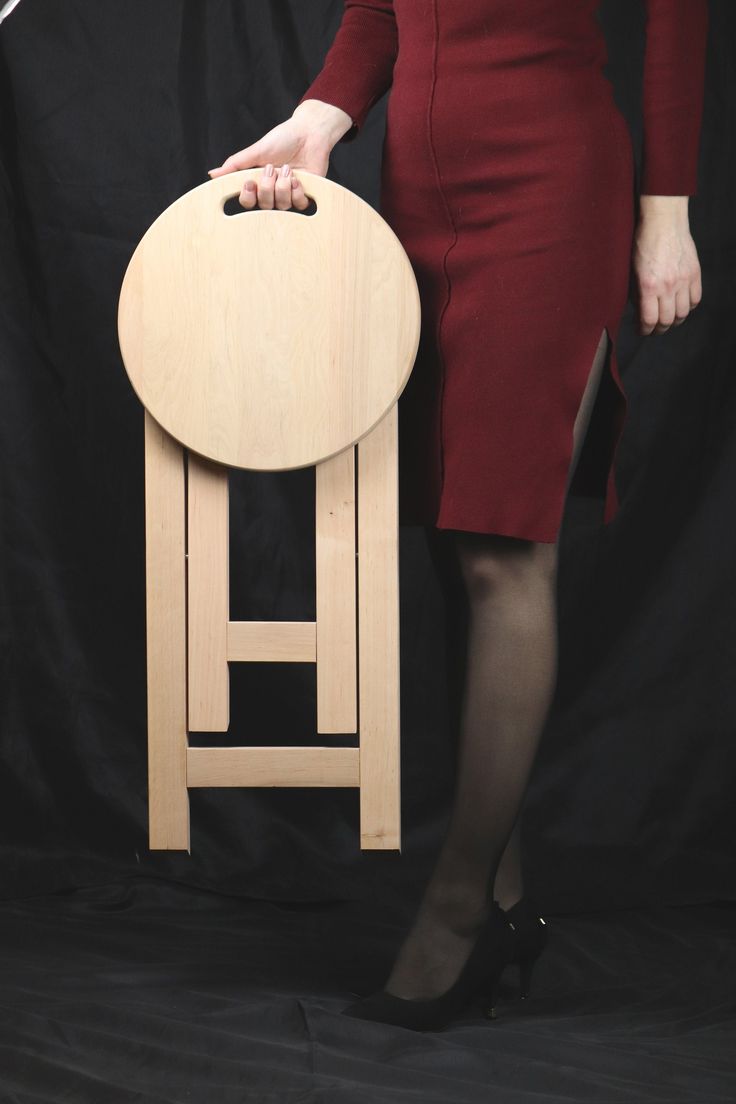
(298, 1, 709, 542)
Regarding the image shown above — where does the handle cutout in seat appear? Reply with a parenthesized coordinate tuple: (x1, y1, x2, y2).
(222, 194, 318, 217)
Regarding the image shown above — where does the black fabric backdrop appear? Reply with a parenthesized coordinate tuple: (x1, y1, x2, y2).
(1, 2, 736, 1099)
(1, 0, 735, 909)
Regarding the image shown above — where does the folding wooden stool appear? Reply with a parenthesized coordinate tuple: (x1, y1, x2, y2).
(117, 169, 420, 853)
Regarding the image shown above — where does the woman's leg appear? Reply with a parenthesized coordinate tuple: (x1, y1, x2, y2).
(492, 327, 612, 907)
(384, 531, 558, 1000)
(383, 329, 610, 1001)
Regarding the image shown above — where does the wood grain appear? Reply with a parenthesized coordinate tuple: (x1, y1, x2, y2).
(187, 452, 230, 732)
(357, 405, 401, 850)
(187, 746, 359, 788)
(120, 172, 419, 852)
(144, 411, 190, 851)
(118, 170, 420, 470)
(316, 446, 358, 734)
(227, 620, 316, 662)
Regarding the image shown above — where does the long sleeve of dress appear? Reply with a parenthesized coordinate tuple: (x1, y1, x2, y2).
(296, 1, 398, 143)
(641, 0, 709, 195)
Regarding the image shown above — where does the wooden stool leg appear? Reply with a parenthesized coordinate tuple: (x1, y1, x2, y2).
(356, 404, 401, 850)
(187, 453, 229, 732)
(315, 444, 358, 734)
(144, 410, 190, 851)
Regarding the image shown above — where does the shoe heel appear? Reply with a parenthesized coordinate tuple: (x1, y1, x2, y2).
(518, 955, 537, 999)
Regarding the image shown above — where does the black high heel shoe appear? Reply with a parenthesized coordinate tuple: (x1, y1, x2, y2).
(481, 894, 548, 1018)
(341, 899, 516, 1032)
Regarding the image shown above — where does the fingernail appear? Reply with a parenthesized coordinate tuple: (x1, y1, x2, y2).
(207, 168, 219, 175)
(281, 164, 290, 177)
(265, 163, 274, 177)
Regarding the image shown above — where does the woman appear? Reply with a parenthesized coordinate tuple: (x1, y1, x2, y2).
(209, 0, 709, 1031)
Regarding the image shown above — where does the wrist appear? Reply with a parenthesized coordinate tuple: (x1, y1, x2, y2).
(292, 99, 354, 148)
(638, 193, 690, 226)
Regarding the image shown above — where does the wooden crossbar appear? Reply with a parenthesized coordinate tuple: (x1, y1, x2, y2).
(226, 620, 317, 662)
(187, 746, 359, 788)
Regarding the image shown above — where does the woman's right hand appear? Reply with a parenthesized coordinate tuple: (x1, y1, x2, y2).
(207, 99, 353, 212)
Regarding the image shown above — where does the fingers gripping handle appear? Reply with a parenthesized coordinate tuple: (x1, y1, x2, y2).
(212, 168, 322, 214)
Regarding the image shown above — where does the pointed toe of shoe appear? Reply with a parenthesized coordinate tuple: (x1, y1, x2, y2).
(341, 990, 432, 1030)
(341, 996, 370, 1019)
(341, 991, 395, 1022)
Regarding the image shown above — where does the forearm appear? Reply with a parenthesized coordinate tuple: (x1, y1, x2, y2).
(297, 1, 399, 143)
(640, 0, 709, 196)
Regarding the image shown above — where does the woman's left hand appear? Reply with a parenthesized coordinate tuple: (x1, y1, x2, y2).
(632, 194, 702, 336)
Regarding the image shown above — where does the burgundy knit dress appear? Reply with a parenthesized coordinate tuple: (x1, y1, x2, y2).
(298, 1, 709, 542)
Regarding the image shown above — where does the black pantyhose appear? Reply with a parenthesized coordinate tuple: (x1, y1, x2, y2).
(383, 329, 611, 1002)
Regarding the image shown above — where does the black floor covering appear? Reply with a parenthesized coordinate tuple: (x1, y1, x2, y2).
(0, 877, 733, 1103)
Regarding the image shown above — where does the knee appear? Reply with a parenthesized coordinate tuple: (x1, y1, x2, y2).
(454, 532, 558, 599)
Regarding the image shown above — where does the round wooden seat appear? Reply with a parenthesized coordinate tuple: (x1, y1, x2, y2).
(118, 168, 420, 470)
